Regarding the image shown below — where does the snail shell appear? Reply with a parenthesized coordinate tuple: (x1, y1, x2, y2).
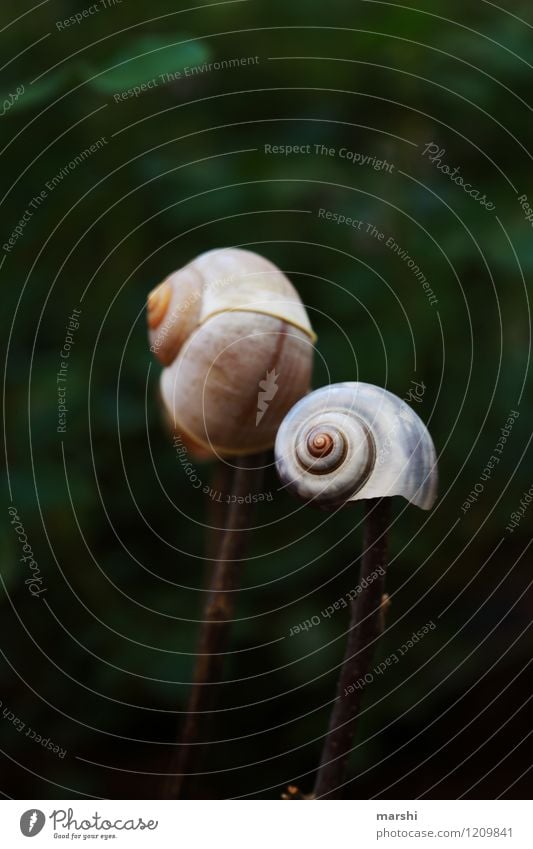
(147, 248, 316, 457)
(274, 382, 438, 509)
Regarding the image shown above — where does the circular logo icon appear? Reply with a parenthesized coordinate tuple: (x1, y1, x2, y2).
(20, 810, 46, 837)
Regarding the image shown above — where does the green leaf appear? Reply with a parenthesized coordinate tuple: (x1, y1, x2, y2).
(86, 35, 211, 94)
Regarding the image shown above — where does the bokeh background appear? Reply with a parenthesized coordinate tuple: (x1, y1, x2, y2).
(1, 0, 532, 799)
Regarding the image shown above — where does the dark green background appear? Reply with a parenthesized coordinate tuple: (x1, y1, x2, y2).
(1, 0, 532, 799)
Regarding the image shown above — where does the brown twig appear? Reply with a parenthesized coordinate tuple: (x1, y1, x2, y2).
(312, 497, 390, 799)
(165, 453, 266, 799)
(205, 462, 233, 564)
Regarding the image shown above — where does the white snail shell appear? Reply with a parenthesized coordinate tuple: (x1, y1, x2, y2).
(275, 382, 438, 510)
(147, 248, 316, 457)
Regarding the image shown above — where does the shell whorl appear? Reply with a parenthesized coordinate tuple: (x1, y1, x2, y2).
(275, 382, 438, 510)
(147, 248, 316, 457)
(148, 248, 316, 366)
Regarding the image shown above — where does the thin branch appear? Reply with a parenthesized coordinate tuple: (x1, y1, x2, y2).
(164, 453, 266, 799)
(312, 498, 390, 799)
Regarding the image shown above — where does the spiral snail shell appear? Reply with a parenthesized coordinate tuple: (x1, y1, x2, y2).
(275, 382, 438, 509)
(147, 248, 316, 457)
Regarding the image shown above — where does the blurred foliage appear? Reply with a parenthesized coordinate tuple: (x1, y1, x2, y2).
(1, 0, 532, 799)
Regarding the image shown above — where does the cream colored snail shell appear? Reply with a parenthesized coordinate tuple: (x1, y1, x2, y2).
(147, 248, 316, 457)
(275, 382, 438, 509)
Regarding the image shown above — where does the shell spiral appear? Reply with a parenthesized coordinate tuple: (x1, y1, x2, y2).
(147, 248, 316, 457)
(275, 382, 438, 510)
